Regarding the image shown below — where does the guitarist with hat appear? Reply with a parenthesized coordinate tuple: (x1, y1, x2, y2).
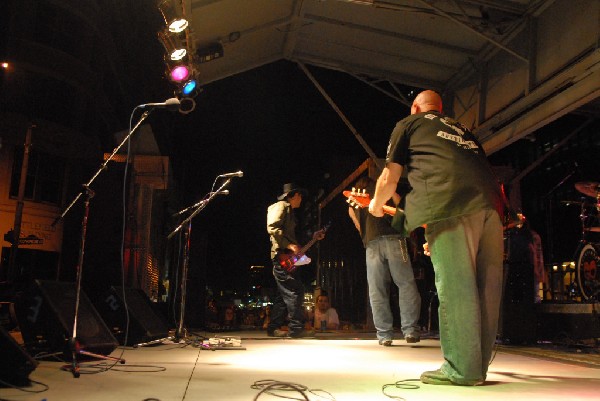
(266, 183, 325, 338)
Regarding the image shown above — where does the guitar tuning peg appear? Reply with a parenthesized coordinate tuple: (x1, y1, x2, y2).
(362, 188, 366, 194)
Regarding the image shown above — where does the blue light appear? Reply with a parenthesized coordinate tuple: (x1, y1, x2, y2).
(182, 79, 197, 96)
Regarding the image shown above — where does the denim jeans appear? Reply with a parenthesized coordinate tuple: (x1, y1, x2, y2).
(425, 209, 503, 385)
(267, 260, 305, 335)
(366, 235, 421, 341)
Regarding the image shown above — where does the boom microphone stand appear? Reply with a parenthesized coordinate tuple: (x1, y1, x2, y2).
(53, 108, 155, 378)
(168, 179, 234, 342)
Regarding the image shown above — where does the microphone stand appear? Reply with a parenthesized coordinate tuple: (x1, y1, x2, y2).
(168, 180, 232, 342)
(54, 110, 152, 378)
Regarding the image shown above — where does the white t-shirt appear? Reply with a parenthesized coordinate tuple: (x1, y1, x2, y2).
(314, 308, 339, 329)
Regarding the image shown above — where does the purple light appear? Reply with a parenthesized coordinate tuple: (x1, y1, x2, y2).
(170, 65, 190, 82)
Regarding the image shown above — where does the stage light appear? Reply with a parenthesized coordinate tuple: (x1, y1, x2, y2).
(171, 48, 187, 61)
(168, 18, 188, 33)
(169, 65, 190, 82)
(157, 0, 189, 33)
(157, 28, 188, 61)
(157, 1, 202, 114)
(181, 79, 197, 96)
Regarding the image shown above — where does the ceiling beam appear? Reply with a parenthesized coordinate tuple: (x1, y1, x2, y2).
(478, 49, 600, 154)
(282, 0, 306, 59)
(297, 33, 458, 71)
(415, 0, 528, 63)
(303, 14, 479, 57)
(456, 0, 526, 15)
(292, 53, 444, 90)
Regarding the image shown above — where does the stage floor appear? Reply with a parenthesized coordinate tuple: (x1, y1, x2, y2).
(1, 330, 599, 401)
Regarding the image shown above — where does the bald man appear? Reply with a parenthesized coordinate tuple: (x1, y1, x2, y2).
(369, 90, 504, 386)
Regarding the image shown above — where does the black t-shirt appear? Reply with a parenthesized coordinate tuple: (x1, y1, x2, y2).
(352, 182, 400, 247)
(386, 111, 503, 232)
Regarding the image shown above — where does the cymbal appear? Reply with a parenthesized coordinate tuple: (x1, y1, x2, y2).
(575, 181, 600, 198)
(560, 200, 582, 206)
(584, 227, 600, 232)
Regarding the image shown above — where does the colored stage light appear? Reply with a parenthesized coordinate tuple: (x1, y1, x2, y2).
(182, 79, 197, 96)
(170, 65, 190, 82)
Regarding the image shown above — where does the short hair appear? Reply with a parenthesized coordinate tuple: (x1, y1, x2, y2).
(316, 294, 329, 302)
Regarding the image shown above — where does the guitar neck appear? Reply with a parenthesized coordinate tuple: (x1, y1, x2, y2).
(297, 237, 318, 256)
(382, 205, 396, 216)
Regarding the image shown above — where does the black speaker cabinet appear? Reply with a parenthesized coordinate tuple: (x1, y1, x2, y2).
(95, 286, 169, 346)
(15, 280, 118, 357)
(0, 325, 38, 387)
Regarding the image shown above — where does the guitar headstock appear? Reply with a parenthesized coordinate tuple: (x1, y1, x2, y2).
(343, 187, 372, 209)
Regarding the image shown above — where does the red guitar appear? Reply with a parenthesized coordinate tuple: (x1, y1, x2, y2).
(344, 187, 409, 238)
(276, 223, 330, 273)
(343, 188, 398, 216)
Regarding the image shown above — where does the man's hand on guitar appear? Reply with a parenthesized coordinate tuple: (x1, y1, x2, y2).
(423, 242, 431, 257)
(313, 229, 326, 241)
(368, 199, 384, 217)
(288, 244, 300, 253)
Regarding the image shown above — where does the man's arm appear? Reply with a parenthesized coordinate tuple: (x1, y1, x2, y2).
(369, 162, 403, 217)
(348, 207, 361, 233)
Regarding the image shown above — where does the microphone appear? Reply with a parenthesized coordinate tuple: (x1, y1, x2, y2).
(218, 171, 244, 178)
(139, 98, 181, 111)
(211, 190, 230, 195)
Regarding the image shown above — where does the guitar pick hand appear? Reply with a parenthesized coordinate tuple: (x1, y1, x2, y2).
(313, 229, 326, 241)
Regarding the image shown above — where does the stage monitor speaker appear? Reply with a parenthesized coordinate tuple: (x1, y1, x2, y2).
(95, 286, 169, 346)
(0, 325, 38, 387)
(536, 303, 600, 341)
(15, 280, 118, 357)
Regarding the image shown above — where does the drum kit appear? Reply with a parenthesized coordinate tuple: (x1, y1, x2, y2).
(561, 181, 600, 301)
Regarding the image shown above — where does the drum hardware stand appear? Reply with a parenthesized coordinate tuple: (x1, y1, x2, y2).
(167, 180, 233, 342)
(53, 110, 153, 377)
(542, 167, 577, 265)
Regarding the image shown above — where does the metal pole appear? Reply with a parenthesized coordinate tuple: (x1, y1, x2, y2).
(8, 124, 34, 283)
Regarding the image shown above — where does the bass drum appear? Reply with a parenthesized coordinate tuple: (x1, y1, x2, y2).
(576, 243, 600, 300)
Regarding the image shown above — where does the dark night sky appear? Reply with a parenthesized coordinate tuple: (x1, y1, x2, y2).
(156, 60, 413, 292)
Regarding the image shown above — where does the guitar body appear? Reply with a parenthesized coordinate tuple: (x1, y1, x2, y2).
(276, 249, 311, 273)
(275, 222, 330, 273)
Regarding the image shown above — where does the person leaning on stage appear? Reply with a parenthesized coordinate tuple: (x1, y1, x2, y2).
(348, 176, 421, 346)
(266, 182, 325, 338)
(369, 90, 504, 386)
(313, 293, 339, 330)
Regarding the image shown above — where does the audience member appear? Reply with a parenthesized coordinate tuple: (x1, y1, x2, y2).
(313, 294, 339, 330)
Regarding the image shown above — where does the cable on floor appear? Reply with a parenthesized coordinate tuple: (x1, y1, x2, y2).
(0, 378, 49, 394)
(251, 379, 336, 401)
(382, 378, 420, 400)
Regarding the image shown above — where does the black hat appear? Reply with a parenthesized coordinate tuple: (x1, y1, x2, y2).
(278, 183, 308, 201)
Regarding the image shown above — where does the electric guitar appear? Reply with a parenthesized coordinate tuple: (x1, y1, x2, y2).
(345, 188, 519, 232)
(276, 223, 330, 273)
(343, 188, 397, 216)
